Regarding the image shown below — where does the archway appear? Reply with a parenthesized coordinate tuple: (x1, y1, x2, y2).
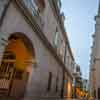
(0, 32, 36, 98)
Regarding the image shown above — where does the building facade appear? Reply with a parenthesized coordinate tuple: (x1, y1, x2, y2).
(90, 1, 100, 99)
(73, 64, 82, 98)
(0, 0, 75, 100)
(89, 33, 96, 98)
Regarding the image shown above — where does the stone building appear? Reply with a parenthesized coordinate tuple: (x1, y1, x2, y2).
(0, 0, 75, 100)
(89, 34, 96, 98)
(90, 0, 100, 99)
(73, 64, 82, 98)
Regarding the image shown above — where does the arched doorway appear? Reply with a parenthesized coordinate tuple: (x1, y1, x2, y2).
(0, 32, 36, 98)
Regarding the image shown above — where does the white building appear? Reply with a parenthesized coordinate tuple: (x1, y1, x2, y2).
(90, 0, 100, 99)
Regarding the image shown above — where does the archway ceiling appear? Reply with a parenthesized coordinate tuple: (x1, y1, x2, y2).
(5, 38, 33, 70)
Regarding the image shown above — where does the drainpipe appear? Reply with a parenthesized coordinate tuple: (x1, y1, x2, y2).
(61, 43, 67, 98)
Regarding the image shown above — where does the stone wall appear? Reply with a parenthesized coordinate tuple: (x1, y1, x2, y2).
(0, 2, 63, 100)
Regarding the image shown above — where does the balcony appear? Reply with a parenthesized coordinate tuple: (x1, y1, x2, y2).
(52, 0, 61, 11)
(49, 0, 61, 19)
(16, 0, 44, 30)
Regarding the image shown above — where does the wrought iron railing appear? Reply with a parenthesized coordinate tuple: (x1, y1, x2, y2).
(16, 0, 44, 30)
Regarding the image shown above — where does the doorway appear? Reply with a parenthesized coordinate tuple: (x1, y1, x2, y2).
(0, 32, 36, 98)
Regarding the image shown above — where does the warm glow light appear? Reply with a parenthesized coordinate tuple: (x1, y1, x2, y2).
(5, 38, 35, 70)
(67, 81, 71, 97)
(0, 34, 36, 97)
(76, 88, 88, 97)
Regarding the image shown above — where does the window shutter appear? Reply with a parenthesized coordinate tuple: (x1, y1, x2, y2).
(34, 0, 45, 11)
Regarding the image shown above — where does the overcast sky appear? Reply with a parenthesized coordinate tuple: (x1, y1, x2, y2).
(61, 0, 99, 79)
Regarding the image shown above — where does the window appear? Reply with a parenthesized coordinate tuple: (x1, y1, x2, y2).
(0, 62, 8, 78)
(67, 56, 69, 66)
(30, 0, 39, 13)
(57, 0, 61, 9)
(47, 72, 52, 91)
(23, 0, 45, 14)
(55, 76, 58, 92)
(76, 66, 80, 72)
(53, 28, 59, 49)
(0, 52, 15, 80)
(3, 53, 15, 59)
(22, 0, 44, 27)
(34, 0, 45, 11)
(59, 40, 65, 60)
(23, 0, 39, 15)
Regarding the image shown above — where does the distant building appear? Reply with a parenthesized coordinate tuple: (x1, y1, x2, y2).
(73, 64, 82, 98)
(0, 0, 75, 100)
(89, 34, 96, 98)
(89, 1, 100, 99)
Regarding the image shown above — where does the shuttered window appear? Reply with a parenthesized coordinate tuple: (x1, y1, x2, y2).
(47, 72, 52, 91)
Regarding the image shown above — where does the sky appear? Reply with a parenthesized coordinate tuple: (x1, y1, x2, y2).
(61, 0, 99, 79)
